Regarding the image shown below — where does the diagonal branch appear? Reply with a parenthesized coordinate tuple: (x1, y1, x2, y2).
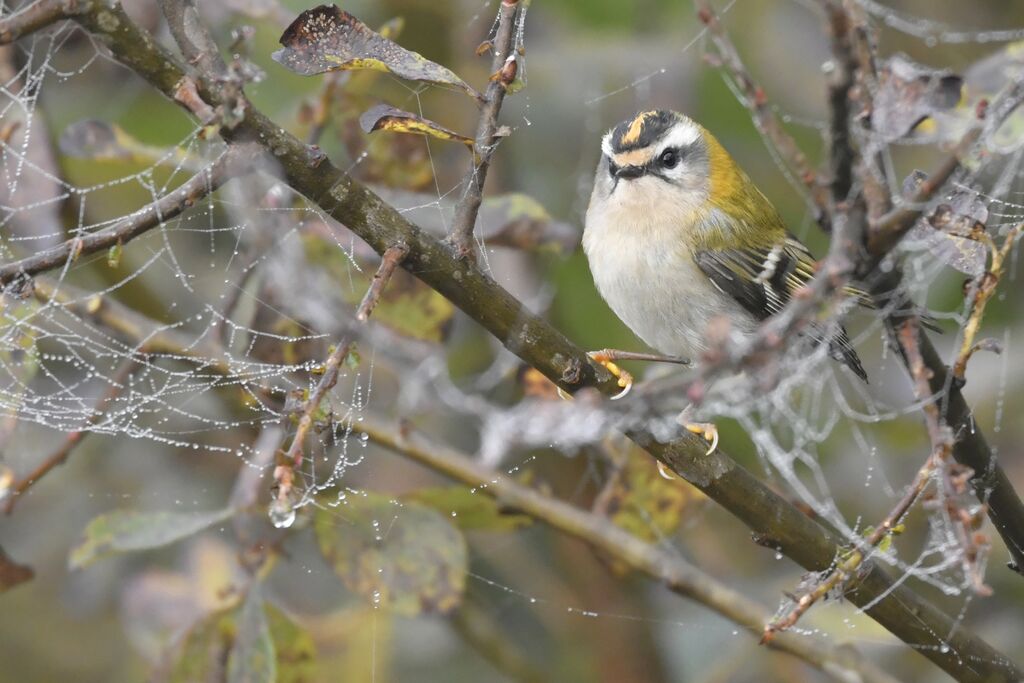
(697, 0, 1024, 578)
(353, 415, 903, 683)
(0, 0, 71, 44)
(13, 4, 1016, 679)
(448, 0, 521, 259)
(0, 145, 259, 287)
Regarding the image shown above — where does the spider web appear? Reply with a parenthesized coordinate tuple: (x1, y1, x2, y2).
(1, 0, 1023, 680)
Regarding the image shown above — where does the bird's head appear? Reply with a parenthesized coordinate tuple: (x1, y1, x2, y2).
(586, 109, 778, 247)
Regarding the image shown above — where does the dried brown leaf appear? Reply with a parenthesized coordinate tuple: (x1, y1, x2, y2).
(273, 5, 479, 98)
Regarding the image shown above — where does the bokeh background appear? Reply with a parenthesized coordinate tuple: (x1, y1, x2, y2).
(2, 0, 1024, 680)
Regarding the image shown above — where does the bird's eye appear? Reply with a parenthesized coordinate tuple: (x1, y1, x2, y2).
(660, 148, 679, 169)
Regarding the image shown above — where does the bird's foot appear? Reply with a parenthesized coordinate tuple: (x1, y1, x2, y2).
(587, 349, 634, 400)
(684, 422, 719, 455)
(676, 405, 718, 455)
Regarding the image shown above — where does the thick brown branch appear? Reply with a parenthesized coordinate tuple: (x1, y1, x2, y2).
(67, 6, 1024, 679)
(448, 0, 521, 259)
(356, 243, 408, 321)
(0, 146, 258, 287)
(354, 416, 902, 683)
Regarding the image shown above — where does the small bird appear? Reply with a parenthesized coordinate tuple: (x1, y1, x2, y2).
(583, 110, 867, 450)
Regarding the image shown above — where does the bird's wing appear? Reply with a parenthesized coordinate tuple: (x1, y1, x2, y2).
(693, 237, 869, 381)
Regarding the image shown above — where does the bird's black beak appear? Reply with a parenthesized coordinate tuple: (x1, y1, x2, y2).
(608, 161, 645, 180)
(614, 164, 645, 180)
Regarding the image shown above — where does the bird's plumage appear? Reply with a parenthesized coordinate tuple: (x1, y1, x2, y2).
(585, 109, 869, 382)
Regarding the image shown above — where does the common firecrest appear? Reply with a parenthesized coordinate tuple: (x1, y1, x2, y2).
(583, 110, 867, 451)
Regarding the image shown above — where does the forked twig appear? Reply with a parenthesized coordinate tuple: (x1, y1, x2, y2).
(448, 0, 522, 259)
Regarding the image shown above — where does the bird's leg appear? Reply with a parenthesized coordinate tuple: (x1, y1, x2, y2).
(677, 404, 719, 456)
(587, 349, 691, 400)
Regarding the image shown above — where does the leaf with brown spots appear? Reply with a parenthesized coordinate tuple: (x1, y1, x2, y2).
(594, 444, 705, 576)
(273, 5, 479, 99)
(359, 104, 474, 150)
(313, 492, 467, 616)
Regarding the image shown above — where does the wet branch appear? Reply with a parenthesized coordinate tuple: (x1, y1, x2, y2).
(448, 0, 521, 259)
(272, 340, 352, 517)
(8, 4, 1015, 679)
(696, 0, 1024, 583)
(0, 146, 259, 287)
(0, 0, 71, 45)
(356, 243, 408, 321)
(353, 415, 903, 683)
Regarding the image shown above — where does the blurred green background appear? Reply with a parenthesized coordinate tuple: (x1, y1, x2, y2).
(2, 0, 1024, 681)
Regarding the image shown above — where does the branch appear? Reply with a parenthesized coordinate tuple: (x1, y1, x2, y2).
(866, 73, 1024, 258)
(0, 145, 259, 287)
(697, 0, 1024, 578)
(3, 357, 134, 514)
(60, 6, 1024, 679)
(271, 340, 352, 517)
(696, 1, 832, 231)
(0, 0, 71, 45)
(353, 415, 903, 683)
(821, 0, 859, 203)
(448, 0, 521, 259)
(356, 243, 408, 321)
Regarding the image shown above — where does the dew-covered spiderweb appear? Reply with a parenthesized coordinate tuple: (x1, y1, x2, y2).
(1, 0, 1023, 679)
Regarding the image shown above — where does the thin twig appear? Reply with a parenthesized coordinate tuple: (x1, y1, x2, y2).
(696, 1, 832, 231)
(3, 358, 135, 514)
(0, 146, 259, 286)
(867, 74, 1024, 258)
(448, 0, 521, 259)
(271, 340, 352, 513)
(952, 224, 1024, 381)
(354, 415, 903, 683)
(356, 243, 408, 321)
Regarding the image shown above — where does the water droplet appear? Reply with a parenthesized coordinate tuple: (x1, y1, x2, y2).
(268, 499, 296, 528)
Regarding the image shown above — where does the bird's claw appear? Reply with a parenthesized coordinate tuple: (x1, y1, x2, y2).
(685, 422, 719, 455)
(587, 350, 633, 400)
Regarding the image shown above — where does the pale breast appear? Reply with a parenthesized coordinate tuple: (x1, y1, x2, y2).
(583, 192, 756, 359)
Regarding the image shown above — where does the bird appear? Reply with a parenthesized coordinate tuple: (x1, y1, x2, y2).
(583, 109, 868, 452)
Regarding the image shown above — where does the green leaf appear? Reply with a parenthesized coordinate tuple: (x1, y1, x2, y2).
(69, 507, 234, 569)
(273, 5, 479, 99)
(359, 104, 474, 149)
(314, 492, 467, 616)
(171, 599, 316, 683)
(406, 486, 532, 532)
(227, 586, 275, 683)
